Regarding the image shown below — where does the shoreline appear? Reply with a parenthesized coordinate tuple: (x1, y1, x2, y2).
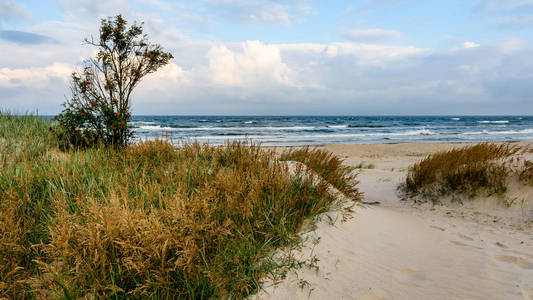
(154, 140, 533, 149)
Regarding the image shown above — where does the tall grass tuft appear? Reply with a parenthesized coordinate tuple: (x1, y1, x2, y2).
(0, 113, 359, 299)
(519, 160, 533, 186)
(280, 147, 362, 201)
(401, 143, 521, 201)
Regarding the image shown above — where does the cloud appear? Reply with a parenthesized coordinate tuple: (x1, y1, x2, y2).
(343, 29, 405, 42)
(206, 0, 311, 25)
(0, 30, 56, 45)
(496, 38, 527, 54)
(58, 0, 130, 20)
(134, 38, 533, 115)
(208, 40, 292, 86)
(0, 2, 532, 116)
(0, 0, 33, 22)
(0, 63, 72, 88)
(278, 42, 426, 66)
(463, 41, 480, 48)
(3, 37, 533, 115)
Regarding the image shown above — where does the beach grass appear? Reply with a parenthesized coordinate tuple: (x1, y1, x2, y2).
(400, 143, 526, 202)
(0, 113, 360, 299)
(280, 147, 362, 201)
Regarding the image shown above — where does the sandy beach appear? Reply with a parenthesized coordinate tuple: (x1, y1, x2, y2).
(256, 142, 533, 300)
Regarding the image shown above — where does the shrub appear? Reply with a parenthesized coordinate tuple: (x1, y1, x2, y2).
(401, 143, 521, 201)
(53, 15, 172, 148)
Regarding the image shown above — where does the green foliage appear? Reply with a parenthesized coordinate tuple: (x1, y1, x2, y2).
(0, 114, 357, 299)
(53, 15, 173, 148)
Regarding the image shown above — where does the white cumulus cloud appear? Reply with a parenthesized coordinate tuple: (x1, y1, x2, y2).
(208, 41, 292, 86)
(463, 41, 480, 48)
(0, 63, 72, 88)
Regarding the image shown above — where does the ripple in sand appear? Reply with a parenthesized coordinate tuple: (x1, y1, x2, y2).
(494, 255, 533, 269)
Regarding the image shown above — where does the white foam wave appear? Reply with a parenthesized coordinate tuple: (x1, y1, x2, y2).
(407, 129, 436, 136)
(135, 126, 315, 131)
(138, 125, 174, 130)
(189, 135, 273, 140)
(477, 120, 509, 124)
(327, 125, 348, 128)
(462, 129, 533, 135)
(130, 121, 156, 125)
(272, 130, 438, 139)
(451, 118, 460, 121)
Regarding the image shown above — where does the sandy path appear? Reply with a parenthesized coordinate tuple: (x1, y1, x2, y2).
(255, 143, 533, 300)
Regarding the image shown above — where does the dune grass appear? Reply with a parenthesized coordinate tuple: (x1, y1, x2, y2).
(280, 147, 362, 201)
(0, 113, 360, 299)
(400, 143, 524, 202)
(519, 160, 533, 186)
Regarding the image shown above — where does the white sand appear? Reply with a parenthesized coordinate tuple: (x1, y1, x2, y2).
(254, 143, 533, 300)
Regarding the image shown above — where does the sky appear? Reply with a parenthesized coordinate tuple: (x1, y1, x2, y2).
(0, 0, 533, 115)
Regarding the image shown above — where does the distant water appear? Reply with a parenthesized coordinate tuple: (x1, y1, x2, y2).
(129, 116, 533, 146)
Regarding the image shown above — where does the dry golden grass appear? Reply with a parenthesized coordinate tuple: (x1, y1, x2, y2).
(401, 143, 523, 201)
(0, 114, 359, 299)
(280, 147, 362, 201)
(519, 160, 533, 186)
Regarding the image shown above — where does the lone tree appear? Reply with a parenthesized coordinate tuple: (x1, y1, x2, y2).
(54, 15, 172, 147)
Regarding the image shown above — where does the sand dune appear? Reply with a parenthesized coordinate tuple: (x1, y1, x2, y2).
(255, 143, 533, 300)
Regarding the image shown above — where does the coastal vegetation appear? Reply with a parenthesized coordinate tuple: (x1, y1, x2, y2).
(280, 147, 362, 201)
(53, 15, 172, 148)
(0, 113, 360, 299)
(400, 143, 532, 203)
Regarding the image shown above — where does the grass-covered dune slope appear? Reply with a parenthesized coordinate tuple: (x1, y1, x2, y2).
(400, 142, 533, 205)
(0, 113, 360, 299)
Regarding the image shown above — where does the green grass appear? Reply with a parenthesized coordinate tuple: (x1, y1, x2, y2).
(0, 113, 360, 299)
(352, 162, 375, 170)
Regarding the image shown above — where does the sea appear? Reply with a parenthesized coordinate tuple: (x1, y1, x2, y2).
(129, 116, 533, 146)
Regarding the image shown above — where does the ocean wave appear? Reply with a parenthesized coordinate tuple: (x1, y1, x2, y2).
(135, 126, 316, 131)
(462, 129, 533, 135)
(451, 117, 460, 121)
(270, 130, 439, 139)
(130, 121, 156, 125)
(191, 135, 271, 140)
(327, 125, 348, 128)
(477, 120, 509, 124)
(244, 121, 255, 124)
(137, 125, 174, 130)
(395, 129, 437, 136)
